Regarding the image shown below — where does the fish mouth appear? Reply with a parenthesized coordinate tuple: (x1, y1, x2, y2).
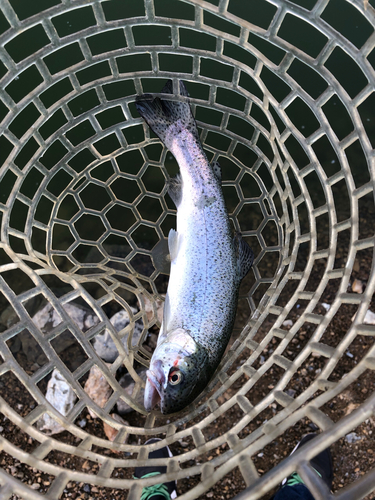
(144, 369, 163, 411)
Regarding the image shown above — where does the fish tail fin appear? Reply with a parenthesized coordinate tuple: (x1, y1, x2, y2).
(135, 80, 198, 150)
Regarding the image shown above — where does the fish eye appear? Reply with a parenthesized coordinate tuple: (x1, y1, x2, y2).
(168, 370, 182, 385)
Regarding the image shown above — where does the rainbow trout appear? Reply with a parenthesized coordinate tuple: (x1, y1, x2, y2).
(135, 80, 253, 414)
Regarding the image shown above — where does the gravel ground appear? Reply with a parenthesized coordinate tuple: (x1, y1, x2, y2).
(0, 197, 374, 499)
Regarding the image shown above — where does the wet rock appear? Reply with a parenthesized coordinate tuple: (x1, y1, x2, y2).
(0, 294, 46, 332)
(37, 369, 77, 435)
(84, 365, 113, 419)
(17, 329, 46, 366)
(147, 332, 158, 350)
(19, 302, 100, 364)
(116, 368, 147, 415)
(0, 305, 19, 331)
(15, 302, 99, 367)
(92, 307, 143, 362)
(103, 413, 129, 443)
(33, 302, 99, 335)
(139, 294, 164, 325)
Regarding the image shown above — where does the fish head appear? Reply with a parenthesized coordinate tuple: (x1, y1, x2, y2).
(144, 328, 209, 414)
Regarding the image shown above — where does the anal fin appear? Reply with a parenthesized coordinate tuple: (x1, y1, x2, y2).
(160, 293, 171, 340)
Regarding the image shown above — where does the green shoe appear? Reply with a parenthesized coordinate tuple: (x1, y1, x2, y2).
(282, 433, 333, 489)
(134, 438, 177, 500)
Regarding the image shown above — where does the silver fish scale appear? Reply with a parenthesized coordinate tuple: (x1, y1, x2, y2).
(163, 130, 239, 369)
(135, 82, 253, 415)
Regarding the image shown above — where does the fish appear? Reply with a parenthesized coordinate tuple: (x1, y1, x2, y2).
(135, 80, 254, 414)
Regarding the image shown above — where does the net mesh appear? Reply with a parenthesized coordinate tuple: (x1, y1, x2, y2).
(0, 0, 374, 498)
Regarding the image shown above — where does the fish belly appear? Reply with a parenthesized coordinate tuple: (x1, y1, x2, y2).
(165, 176, 238, 365)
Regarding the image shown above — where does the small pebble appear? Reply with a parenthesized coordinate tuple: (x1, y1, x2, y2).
(30, 483, 40, 490)
(351, 279, 364, 294)
(363, 310, 375, 325)
(282, 319, 293, 327)
(345, 432, 362, 444)
(78, 419, 86, 428)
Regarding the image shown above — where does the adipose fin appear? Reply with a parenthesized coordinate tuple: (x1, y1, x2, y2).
(234, 233, 254, 281)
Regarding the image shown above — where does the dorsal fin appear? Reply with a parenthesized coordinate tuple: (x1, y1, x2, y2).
(167, 174, 183, 207)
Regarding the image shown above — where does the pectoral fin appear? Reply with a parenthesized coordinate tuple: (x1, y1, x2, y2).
(234, 233, 254, 281)
(160, 293, 172, 338)
(168, 228, 180, 262)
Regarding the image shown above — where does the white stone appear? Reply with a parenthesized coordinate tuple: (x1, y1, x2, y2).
(33, 302, 100, 332)
(282, 319, 293, 327)
(92, 307, 144, 362)
(32, 303, 62, 330)
(37, 369, 77, 435)
(363, 309, 375, 325)
(352, 309, 375, 325)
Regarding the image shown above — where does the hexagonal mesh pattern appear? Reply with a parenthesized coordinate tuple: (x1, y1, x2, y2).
(0, 0, 375, 498)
